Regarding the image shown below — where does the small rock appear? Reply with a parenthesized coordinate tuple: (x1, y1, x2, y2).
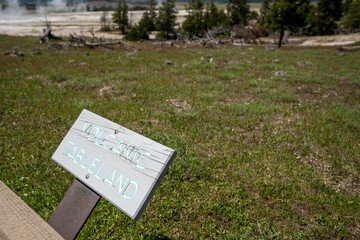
(125, 52, 135, 56)
(29, 48, 41, 55)
(182, 63, 188, 68)
(166, 60, 173, 65)
(170, 99, 191, 110)
(48, 43, 62, 50)
(4, 51, 24, 57)
(62, 41, 72, 47)
(272, 59, 280, 63)
(205, 43, 216, 48)
(72, 43, 84, 47)
(334, 51, 346, 56)
(153, 42, 164, 47)
(274, 71, 287, 76)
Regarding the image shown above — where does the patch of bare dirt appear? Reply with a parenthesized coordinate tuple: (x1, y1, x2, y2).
(170, 98, 192, 111)
(99, 85, 113, 97)
(296, 144, 360, 198)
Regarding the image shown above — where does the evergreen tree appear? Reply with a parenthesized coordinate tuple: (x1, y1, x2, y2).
(149, 0, 157, 20)
(204, 2, 211, 28)
(343, 0, 360, 30)
(125, 11, 153, 41)
(267, 0, 310, 47)
(156, 0, 177, 39)
(203, 0, 229, 29)
(112, 0, 129, 34)
(210, 0, 228, 27)
(259, 0, 271, 25)
(182, 16, 198, 37)
(192, 0, 205, 30)
(148, 0, 157, 31)
(249, 10, 259, 21)
(296, 0, 312, 33)
(208, 0, 219, 27)
(228, 0, 250, 26)
(182, 0, 205, 37)
(315, 0, 343, 34)
(343, 0, 353, 15)
(304, 6, 320, 35)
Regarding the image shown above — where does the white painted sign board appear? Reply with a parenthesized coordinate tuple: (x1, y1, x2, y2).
(52, 109, 176, 220)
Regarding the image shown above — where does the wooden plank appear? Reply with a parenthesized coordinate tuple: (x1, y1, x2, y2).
(0, 180, 64, 240)
(51, 109, 177, 220)
(48, 179, 101, 240)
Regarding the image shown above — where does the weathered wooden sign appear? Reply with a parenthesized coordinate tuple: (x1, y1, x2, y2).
(52, 109, 176, 220)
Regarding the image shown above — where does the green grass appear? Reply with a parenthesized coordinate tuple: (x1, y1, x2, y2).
(1, 36, 360, 239)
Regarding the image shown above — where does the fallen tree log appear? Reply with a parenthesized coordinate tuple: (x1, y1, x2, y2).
(69, 33, 86, 43)
(338, 45, 360, 51)
(69, 33, 135, 49)
(84, 41, 125, 48)
(39, 24, 138, 50)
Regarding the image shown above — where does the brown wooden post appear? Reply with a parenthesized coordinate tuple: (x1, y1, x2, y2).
(48, 179, 101, 240)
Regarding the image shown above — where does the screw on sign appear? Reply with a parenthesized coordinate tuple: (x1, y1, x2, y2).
(48, 109, 177, 240)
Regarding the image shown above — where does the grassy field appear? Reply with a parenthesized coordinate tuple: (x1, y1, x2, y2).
(1, 35, 359, 239)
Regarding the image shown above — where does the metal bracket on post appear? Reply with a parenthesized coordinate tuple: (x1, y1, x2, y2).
(48, 179, 101, 240)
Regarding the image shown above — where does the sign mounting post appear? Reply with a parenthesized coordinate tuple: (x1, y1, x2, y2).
(49, 109, 177, 239)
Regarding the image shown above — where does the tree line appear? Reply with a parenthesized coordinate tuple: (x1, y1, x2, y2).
(111, 0, 360, 46)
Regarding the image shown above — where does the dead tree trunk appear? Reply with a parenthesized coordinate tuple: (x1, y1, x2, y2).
(278, 30, 284, 48)
(40, 20, 62, 43)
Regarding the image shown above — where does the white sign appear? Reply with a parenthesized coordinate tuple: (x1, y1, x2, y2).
(52, 109, 176, 220)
